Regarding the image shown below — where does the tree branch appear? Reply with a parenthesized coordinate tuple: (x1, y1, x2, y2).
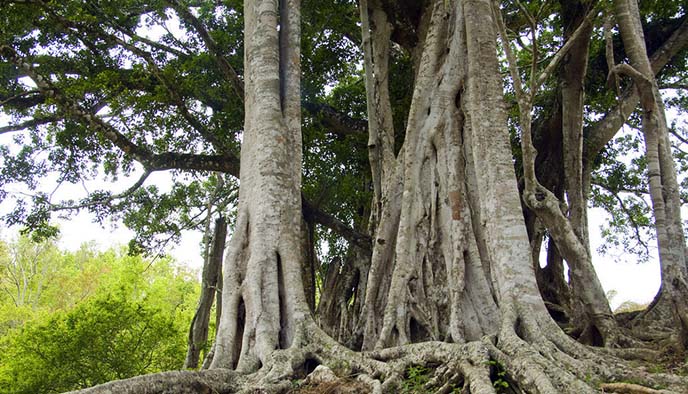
(49, 170, 152, 212)
(302, 198, 372, 251)
(303, 101, 368, 137)
(595, 182, 651, 255)
(166, 0, 245, 101)
(659, 83, 688, 90)
(1, 46, 242, 177)
(0, 116, 60, 134)
(586, 14, 688, 162)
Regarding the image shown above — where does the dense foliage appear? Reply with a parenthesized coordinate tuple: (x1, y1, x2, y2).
(0, 236, 199, 394)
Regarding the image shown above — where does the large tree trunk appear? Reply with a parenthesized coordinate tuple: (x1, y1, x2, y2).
(208, 0, 310, 372)
(361, 0, 501, 350)
(612, 0, 688, 349)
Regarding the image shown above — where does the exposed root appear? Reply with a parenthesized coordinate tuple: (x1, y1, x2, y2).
(65, 369, 243, 394)
(600, 382, 676, 394)
(64, 327, 688, 394)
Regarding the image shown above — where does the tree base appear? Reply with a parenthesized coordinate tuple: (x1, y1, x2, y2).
(67, 319, 688, 394)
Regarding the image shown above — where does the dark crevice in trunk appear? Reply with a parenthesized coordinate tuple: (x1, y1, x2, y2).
(233, 298, 246, 370)
(277, 251, 288, 349)
(514, 317, 527, 342)
(410, 317, 430, 343)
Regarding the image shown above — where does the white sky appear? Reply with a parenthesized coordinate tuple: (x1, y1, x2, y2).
(587, 208, 661, 309)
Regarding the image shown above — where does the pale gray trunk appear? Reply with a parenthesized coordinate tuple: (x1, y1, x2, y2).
(361, 0, 507, 351)
(561, 5, 614, 345)
(360, 0, 396, 232)
(613, 0, 688, 348)
(209, 0, 308, 372)
(494, 0, 619, 345)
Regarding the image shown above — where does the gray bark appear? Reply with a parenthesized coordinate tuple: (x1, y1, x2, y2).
(494, 0, 619, 345)
(361, 0, 501, 351)
(209, 0, 309, 372)
(65, 370, 241, 394)
(560, 1, 595, 339)
(184, 216, 227, 369)
(612, 0, 688, 348)
(360, 0, 396, 232)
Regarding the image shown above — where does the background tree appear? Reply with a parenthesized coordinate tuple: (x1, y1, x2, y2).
(0, 238, 199, 394)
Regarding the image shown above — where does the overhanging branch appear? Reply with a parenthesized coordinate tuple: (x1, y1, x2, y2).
(302, 197, 372, 251)
(303, 101, 368, 137)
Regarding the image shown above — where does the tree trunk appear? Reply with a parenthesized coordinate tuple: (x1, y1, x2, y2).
(361, 0, 502, 350)
(613, 0, 688, 349)
(316, 247, 369, 348)
(184, 216, 226, 369)
(360, 0, 396, 233)
(493, 0, 619, 347)
(209, 0, 310, 372)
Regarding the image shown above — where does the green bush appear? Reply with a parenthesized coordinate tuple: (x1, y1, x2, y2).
(0, 237, 198, 394)
(0, 288, 187, 394)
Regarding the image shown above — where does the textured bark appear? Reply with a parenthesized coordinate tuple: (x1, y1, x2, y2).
(584, 15, 688, 167)
(361, 0, 500, 351)
(612, 0, 688, 349)
(360, 0, 396, 231)
(316, 247, 369, 348)
(184, 216, 226, 369)
(209, 0, 309, 372)
(65, 370, 241, 394)
(559, 1, 618, 345)
(495, 0, 619, 346)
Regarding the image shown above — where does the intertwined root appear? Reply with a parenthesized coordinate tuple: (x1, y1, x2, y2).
(273, 314, 688, 394)
(67, 316, 688, 394)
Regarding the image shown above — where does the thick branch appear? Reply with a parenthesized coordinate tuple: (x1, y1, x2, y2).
(302, 198, 372, 251)
(35, 5, 230, 153)
(586, 15, 688, 162)
(1, 45, 243, 177)
(302, 101, 368, 137)
(0, 116, 60, 134)
(49, 170, 152, 212)
(659, 83, 688, 90)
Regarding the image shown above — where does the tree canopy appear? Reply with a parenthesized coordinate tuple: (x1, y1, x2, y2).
(0, 0, 685, 264)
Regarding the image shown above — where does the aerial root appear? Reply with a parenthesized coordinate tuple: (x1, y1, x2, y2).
(601, 347, 662, 362)
(64, 369, 243, 394)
